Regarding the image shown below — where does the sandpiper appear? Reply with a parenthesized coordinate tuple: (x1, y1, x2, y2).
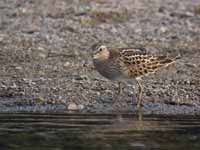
(93, 45, 179, 109)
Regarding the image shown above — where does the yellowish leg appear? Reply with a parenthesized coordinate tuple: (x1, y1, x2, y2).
(136, 78, 143, 109)
(118, 81, 123, 95)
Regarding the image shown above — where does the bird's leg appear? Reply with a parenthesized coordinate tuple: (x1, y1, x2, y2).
(118, 81, 123, 95)
(136, 78, 143, 109)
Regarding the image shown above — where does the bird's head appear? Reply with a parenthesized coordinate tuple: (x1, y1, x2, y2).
(93, 45, 110, 61)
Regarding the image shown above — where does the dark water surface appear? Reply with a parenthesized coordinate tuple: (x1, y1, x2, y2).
(0, 113, 199, 150)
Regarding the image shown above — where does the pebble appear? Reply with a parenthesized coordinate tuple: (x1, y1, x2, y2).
(68, 103, 78, 111)
(63, 62, 71, 67)
(0, 34, 5, 42)
(78, 104, 84, 110)
(38, 53, 46, 59)
(15, 66, 23, 71)
(160, 26, 168, 33)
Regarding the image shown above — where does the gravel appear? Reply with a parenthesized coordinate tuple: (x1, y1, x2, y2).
(0, 0, 199, 114)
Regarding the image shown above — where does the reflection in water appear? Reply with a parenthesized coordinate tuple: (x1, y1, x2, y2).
(0, 113, 199, 150)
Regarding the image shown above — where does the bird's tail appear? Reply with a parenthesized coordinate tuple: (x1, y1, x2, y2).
(174, 53, 181, 60)
(158, 54, 181, 69)
(136, 54, 181, 76)
(159, 54, 180, 65)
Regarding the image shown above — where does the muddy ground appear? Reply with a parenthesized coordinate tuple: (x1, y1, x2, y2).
(0, 0, 199, 114)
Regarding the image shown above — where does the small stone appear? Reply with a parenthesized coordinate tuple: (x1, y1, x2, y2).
(160, 26, 168, 33)
(78, 104, 84, 110)
(15, 66, 23, 70)
(96, 91, 101, 96)
(185, 11, 194, 17)
(75, 75, 89, 80)
(38, 53, 46, 58)
(20, 8, 28, 14)
(135, 28, 142, 33)
(38, 47, 46, 52)
(10, 83, 17, 89)
(68, 103, 78, 111)
(38, 71, 45, 75)
(35, 97, 45, 104)
(63, 62, 71, 67)
(0, 34, 5, 42)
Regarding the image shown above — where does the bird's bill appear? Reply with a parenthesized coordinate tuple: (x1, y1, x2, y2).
(93, 54, 98, 59)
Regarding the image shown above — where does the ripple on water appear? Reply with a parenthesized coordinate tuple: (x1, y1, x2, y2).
(0, 113, 200, 150)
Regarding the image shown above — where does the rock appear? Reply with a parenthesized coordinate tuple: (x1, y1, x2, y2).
(15, 66, 23, 71)
(68, 103, 78, 111)
(75, 75, 89, 80)
(78, 104, 84, 110)
(160, 26, 168, 33)
(0, 34, 5, 42)
(63, 62, 71, 67)
(38, 53, 46, 59)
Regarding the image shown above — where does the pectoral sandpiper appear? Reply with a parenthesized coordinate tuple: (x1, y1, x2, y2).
(93, 45, 180, 109)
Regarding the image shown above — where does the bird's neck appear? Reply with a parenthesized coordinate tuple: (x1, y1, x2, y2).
(109, 49, 119, 59)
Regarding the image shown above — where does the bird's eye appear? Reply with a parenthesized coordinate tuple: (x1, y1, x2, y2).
(99, 48, 102, 52)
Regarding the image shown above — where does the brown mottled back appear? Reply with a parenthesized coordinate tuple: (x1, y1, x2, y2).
(118, 49, 175, 78)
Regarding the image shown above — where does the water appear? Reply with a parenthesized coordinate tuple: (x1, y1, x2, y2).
(0, 113, 199, 150)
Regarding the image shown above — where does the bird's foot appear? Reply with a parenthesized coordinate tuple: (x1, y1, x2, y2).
(136, 102, 142, 109)
(117, 81, 123, 95)
(136, 97, 144, 109)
